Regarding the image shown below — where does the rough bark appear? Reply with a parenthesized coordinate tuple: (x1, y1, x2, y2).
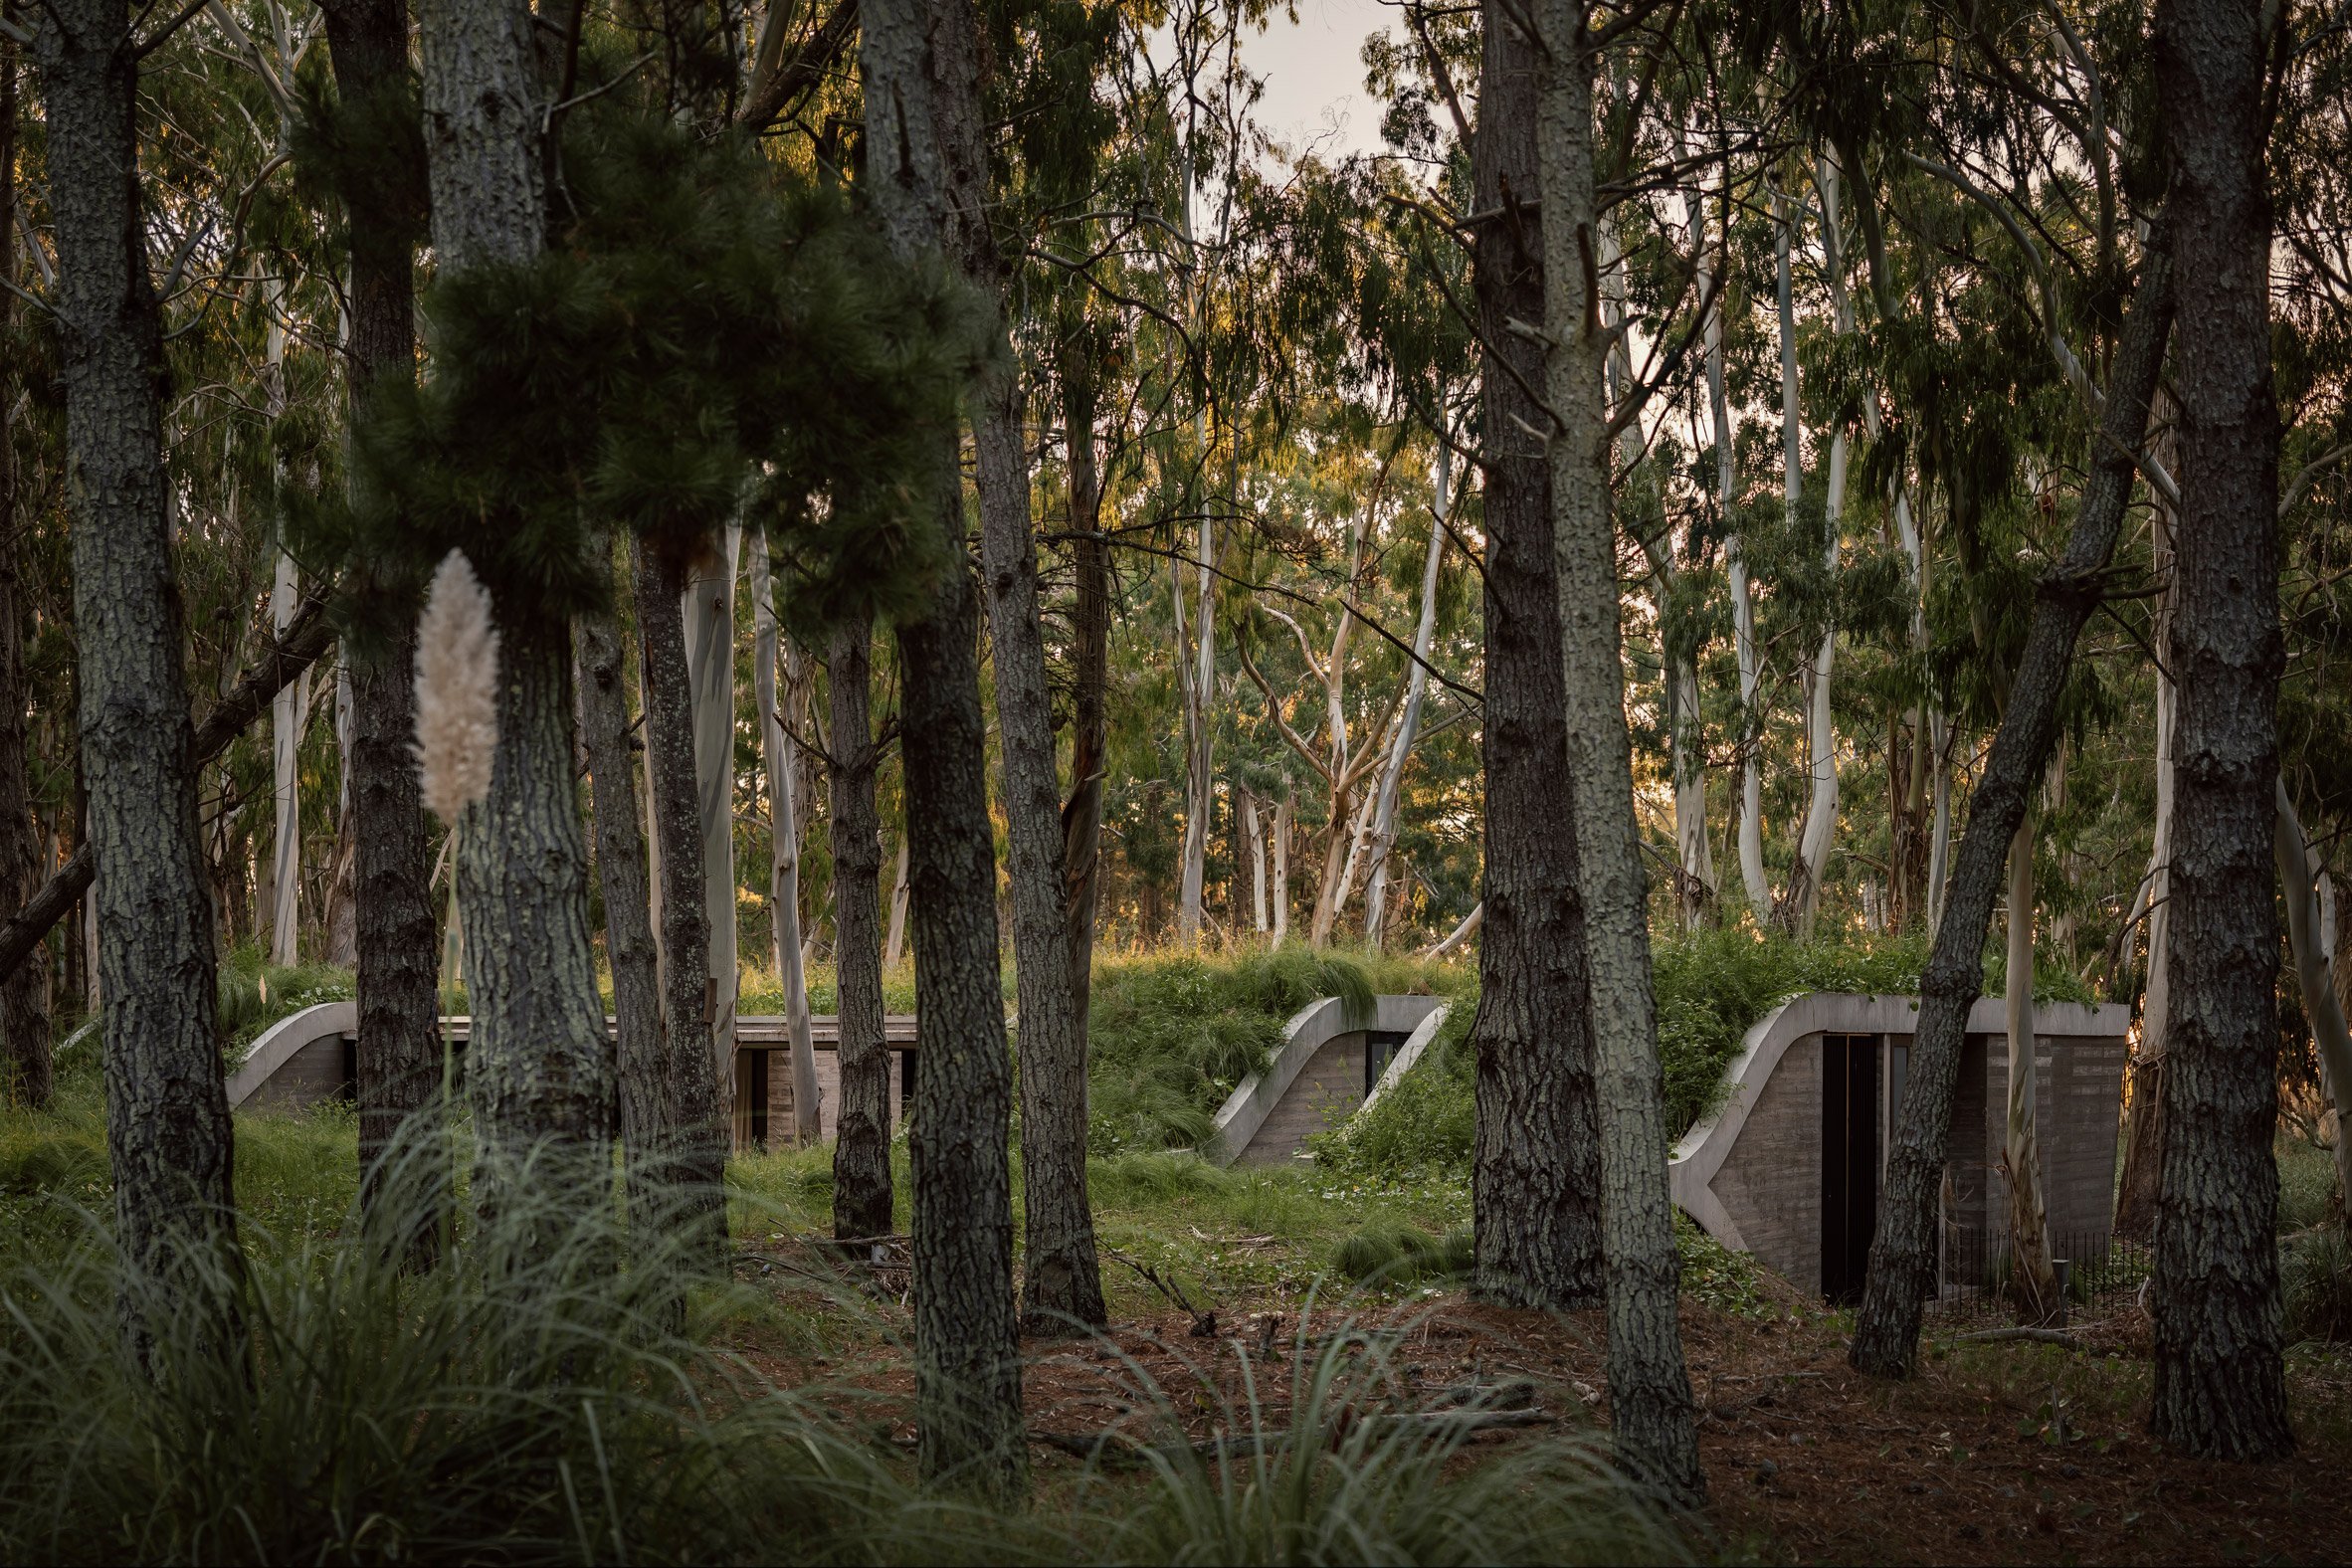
(37, 0, 237, 1298)
(1468, 0, 1601, 1313)
(827, 613, 893, 1241)
(1848, 232, 2173, 1380)
(1531, 4, 1701, 1499)
(320, 0, 442, 1240)
(575, 599, 667, 1199)
(2148, 0, 2292, 1461)
(0, 34, 49, 1106)
(419, 0, 610, 1201)
(860, 0, 1025, 1495)
(455, 608, 612, 1184)
(751, 543, 820, 1144)
(634, 540, 729, 1261)
(975, 379, 1105, 1332)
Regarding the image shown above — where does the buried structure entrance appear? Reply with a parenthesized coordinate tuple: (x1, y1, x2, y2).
(1669, 994, 2131, 1300)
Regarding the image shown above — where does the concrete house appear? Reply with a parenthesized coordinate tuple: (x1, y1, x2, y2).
(1667, 993, 2134, 1301)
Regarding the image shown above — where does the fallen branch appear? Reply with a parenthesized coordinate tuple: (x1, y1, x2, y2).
(1948, 1327, 2079, 1346)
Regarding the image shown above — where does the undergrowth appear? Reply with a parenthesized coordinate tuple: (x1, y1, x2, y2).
(0, 1132, 1678, 1565)
(1320, 924, 2098, 1187)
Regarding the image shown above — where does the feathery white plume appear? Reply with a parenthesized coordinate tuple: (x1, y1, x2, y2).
(414, 550, 500, 823)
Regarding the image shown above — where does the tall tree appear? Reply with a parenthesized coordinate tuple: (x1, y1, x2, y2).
(35, 0, 237, 1304)
(751, 542, 821, 1144)
(859, 0, 1026, 1495)
(574, 591, 667, 1211)
(1532, 0, 1701, 1500)
(2147, 0, 2293, 1463)
(827, 614, 893, 1241)
(635, 537, 729, 1262)
(1849, 235, 2175, 1379)
(1468, 0, 1602, 1312)
(316, 0, 442, 1236)
(0, 15, 48, 1107)
(415, 0, 611, 1181)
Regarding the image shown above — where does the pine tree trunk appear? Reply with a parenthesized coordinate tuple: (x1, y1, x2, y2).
(1468, 0, 1601, 1311)
(1848, 229, 2173, 1381)
(37, 0, 237, 1299)
(2148, 0, 2292, 1461)
(418, 0, 609, 1196)
(827, 613, 893, 1241)
(1531, 6, 1700, 1498)
(321, 0, 441, 1242)
(750, 543, 820, 1144)
(860, 0, 1025, 1495)
(575, 598, 667, 1201)
(975, 378, 1105, 1332)
(0, 40, 49, 1106)
(634, 541, 730, 1261)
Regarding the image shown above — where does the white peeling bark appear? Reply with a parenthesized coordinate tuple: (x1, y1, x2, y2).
(2275, 779, 2352, 1223)
(751, 543, 819, 1143)
(2003, 817, 2058, 1315)
(269, 549, 306, 966)
(1365, 442, 1452, 948)
(686, 527, 741, 1086)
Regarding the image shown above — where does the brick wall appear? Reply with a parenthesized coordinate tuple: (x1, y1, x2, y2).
(1713, 1037, 1824, 1294)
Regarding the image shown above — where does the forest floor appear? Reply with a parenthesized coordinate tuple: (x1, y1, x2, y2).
(719, 1154, 2352, 1568)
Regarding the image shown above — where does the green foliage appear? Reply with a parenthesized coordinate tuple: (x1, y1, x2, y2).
(1326, 927, 2096, 1186)
(1328, 1221, 1473, 1288)
(1084, 945, 1377, 1156)
(215, 947, 357, 1055)
(301, 114, 986, 650)
(1674, 1215, 1773, 1319)
(0, 1132, 1674, 1565)
(2282, 1227, 2352, 1344)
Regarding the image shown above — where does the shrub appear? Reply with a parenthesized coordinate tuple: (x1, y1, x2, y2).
(2283, 1227, 2352, 1344)
(1320, 925, 2088, 1187)
(1329, 1221, 1474, 1288)
(1084, 945, 1378, 1156)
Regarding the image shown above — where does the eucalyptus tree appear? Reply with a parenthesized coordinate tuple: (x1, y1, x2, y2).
(1843, 1, 2178, 1376)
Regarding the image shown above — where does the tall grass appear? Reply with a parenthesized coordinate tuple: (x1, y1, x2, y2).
(1084, 946, 1385, 1156)
(0, 1129, 1679, 1565)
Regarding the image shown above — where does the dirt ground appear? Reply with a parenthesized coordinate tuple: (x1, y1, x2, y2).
(729, 1237, 2352, 1565)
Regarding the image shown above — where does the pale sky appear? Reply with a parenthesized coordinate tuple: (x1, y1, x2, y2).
(1241, 0, 1399, 162)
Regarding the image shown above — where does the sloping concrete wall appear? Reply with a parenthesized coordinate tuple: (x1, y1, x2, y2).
(1205, 994, 1447, 1167)
(1667, 992, 2133, 1292)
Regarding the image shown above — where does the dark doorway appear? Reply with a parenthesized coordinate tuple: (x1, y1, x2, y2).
(1363, 1030, 1412, 1098)
(747, 1049, 770, 1150)
(1820, 1035, 1881, 1303)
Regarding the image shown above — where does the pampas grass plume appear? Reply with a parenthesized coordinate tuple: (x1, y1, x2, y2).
(414, 550, 499, 823)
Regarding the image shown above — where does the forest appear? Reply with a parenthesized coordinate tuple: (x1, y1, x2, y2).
(0, 0, 2349, 1559)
